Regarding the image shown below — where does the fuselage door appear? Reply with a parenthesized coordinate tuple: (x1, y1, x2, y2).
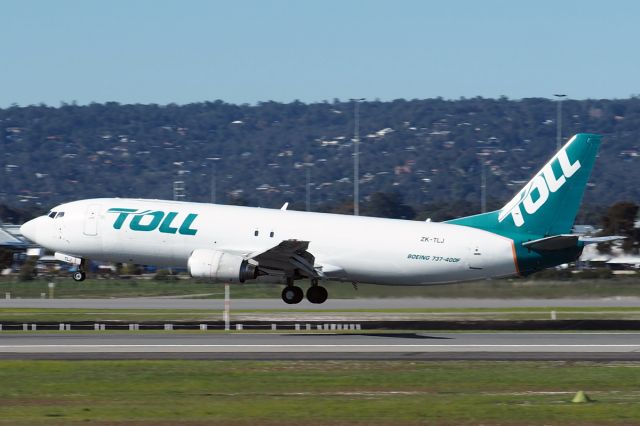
(83, 204, 101, 236)
(467, 245, 484, 270)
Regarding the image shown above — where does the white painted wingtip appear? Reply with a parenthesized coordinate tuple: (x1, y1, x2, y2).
(280, 202, 289, 211)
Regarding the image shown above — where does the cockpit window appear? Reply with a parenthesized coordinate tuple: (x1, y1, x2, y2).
(48, 211, 56, 218)
(56, 212, 65, 218)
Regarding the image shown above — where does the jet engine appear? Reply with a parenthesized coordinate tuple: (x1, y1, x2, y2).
(188, 249, 257, 283)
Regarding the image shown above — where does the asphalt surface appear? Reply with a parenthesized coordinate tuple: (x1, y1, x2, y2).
(2, 297, 640, 310)
(2, 331, 640, 360)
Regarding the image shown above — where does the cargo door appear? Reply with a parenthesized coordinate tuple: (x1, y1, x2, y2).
(83, 204, 101, 236)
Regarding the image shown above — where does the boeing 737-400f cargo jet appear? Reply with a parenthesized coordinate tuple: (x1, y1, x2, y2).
(20, 133, 621, 304)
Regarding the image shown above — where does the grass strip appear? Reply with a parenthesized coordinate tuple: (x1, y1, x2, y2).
(0, 360, 639, 425)
(1, 276, 640, 299)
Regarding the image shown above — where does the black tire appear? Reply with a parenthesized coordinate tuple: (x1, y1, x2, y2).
(281, 286, 303, 304)
(306, 285, 328, 304)
(73, 271, 86, 282)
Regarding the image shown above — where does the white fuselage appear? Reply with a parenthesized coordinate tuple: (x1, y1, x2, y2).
(21, 198, 519, 285)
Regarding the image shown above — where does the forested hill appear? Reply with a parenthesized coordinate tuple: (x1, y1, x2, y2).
(1, 98, 639, 220)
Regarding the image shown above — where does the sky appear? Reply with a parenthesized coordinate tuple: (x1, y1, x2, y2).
(1, 0, 639, 107)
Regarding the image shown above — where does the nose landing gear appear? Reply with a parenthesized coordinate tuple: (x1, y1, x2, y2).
(72, 258, 88, 282)
(72, 271, 87, 282)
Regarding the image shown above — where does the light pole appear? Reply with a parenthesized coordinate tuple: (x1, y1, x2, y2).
(350, 98, 365, 216)
(554, 94, 566, 150)
(0, 132, 4, 203)
(304, 162, 314, 212)
(206, 157, 221, 203)
(480, 160, 487, 213)
(173, 163, 186, 201)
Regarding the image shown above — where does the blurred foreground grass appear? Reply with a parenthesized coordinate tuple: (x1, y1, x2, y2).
(1, 275, 639, 299)
(0, 360, 639, 425)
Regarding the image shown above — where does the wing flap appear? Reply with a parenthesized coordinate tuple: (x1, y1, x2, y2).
(249, 239, 322, 278)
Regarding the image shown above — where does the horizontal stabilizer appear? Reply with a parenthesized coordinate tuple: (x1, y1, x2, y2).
(578, 235, 626, 245)
(522, 235, 579, 251)
(522, 234, 626, 251)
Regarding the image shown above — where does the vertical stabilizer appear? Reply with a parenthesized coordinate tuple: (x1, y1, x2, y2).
(447, 133, 601, 238)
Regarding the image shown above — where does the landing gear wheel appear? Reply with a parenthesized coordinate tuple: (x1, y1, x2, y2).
(306, 285, 328, 304)
(73, 271, 86, 282)
(282, 285, 304, 304)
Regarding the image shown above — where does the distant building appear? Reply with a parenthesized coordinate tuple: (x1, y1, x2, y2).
(575, 223, 640, 269)
(0, 224, 29, 249)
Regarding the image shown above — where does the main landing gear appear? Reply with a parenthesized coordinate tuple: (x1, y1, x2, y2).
(306, 279, 328, 304)
(281, 284, 304, 304)
(281, 278, 328, 304)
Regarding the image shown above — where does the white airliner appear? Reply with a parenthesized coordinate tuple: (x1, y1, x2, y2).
(20, 133, 619, 304)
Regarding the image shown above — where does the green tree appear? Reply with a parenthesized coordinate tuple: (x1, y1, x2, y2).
(0, 248, 13, 270)
(2, 98, 640, 213)
(18, 257, 37, 281)
(362, 192, 416, 220)
(122, 263, 142, 275)
(598, 201, 639, 253)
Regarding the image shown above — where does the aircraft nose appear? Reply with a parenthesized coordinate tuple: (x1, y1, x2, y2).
(20, 218, 39, 243)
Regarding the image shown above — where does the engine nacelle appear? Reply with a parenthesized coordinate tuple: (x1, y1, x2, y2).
(188, 249, 257, 283)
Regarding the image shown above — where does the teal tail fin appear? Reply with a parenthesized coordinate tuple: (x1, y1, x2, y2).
(446, 133, 601, 238)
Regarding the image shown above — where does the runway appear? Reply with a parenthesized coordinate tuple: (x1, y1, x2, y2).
(2, 331, 640, 360)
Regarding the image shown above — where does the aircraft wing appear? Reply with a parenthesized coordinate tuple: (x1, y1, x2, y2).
(248, 239, 322, 279)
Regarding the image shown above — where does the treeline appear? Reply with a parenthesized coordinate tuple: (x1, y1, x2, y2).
(1, 97, 639, 216)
